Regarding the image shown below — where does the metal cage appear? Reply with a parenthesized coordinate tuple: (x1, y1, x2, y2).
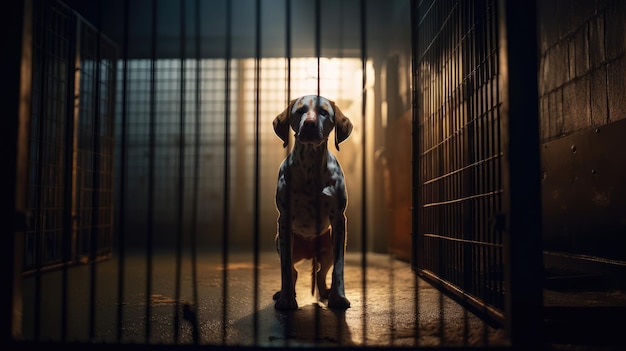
(4, 0, 546, 349)
(24, 0, 117, 274)
(413, 0, 505, 322)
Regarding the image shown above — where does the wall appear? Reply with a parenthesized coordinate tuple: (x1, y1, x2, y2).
(86, 0, 414, 251)
(538, 0, 626, 263)
(538, 0, 626, 140)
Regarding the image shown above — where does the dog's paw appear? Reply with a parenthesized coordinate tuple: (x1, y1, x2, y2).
(273, 290, 297, 301)
(327, 293, 351, 310)
(274, 296, 298, 310)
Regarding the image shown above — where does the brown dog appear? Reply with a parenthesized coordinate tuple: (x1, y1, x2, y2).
(272, 95, 352, 310)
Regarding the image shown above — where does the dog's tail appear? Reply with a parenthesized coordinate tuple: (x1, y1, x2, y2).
(311, 258, 317, 296)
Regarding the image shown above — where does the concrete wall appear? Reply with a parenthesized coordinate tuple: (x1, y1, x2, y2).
(538, 0, 626, 264)
(538, 0, 626, 142)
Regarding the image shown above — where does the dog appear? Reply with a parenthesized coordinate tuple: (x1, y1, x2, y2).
(272, 95, 353, 310)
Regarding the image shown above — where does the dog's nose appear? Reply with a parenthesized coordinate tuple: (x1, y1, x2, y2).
(300, 119, 317, 133)
(298, 114, 321, 141)
(301, 112, 318, 129)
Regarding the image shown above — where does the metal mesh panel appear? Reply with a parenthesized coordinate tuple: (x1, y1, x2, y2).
(25, 0, 73, 272)
(74, 21, 117, 262)
(24, 0, 117, 272)
(118, 58, 235, 247)
(415, 0, 505, 321)
(116, 57, 364, 249)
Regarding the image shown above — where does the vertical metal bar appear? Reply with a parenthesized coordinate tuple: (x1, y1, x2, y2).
(107, 29, 118, 267)
(222, 0, 232, 344)
(410, 0, 420, 345)
(493, 0, 503, 312)
(313, 0, 322, 342)
(282, 1, 292, 346)
(145, 0, 158, 342)
(70, 16, 81, 274)
(315, 0, 321, 97)
(438, 6, 446, 324)
(190, 0, 202, 345)
(61, 8, 78, 342)
(484, 1, 494, 314)
(387, 253, 396, 344)
(253, 0, 261, 345)
(456, 2, 471, 345)
(463, 0, 476, 327)
(88, 0, 104, 340)
(498, 0, 542, 347)
(116, 0, 130, 343)
(359, 0, 368, 345)
(485, 12, 493, 313)
(479, 0, 489, 310)
(174, 0, 186, 343)
(471, 1, 480, 310)
(285, 0, 291, 115)
(33, 2, 48, 339)
(4, 0, 31, 342)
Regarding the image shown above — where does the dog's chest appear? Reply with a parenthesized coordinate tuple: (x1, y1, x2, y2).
(288, 160, 337, 238)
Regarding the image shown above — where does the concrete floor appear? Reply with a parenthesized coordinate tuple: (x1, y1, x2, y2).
(22, 249, 508, 348)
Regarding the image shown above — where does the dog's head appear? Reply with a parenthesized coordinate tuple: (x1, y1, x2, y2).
(273, 95, 353, 150)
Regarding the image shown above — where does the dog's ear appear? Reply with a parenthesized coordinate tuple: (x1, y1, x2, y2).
(273, 99, 296, 148)
(331, 101, 353, 151)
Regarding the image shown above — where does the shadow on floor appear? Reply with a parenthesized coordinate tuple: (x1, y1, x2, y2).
(21, 249, 508, 348)
(232, 302, 354, 347)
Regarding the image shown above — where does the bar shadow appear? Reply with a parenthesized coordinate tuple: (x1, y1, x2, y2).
(232, 302, 354, 347)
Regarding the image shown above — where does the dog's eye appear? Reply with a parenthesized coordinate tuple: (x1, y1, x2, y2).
(318, 109, 329, 117)
(295, 106, 308, 115)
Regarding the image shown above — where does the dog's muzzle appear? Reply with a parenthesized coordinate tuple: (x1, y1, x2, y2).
(297, 116, 324, 143)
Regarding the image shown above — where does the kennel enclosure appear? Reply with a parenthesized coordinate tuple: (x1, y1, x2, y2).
(10, 0, 626, 348)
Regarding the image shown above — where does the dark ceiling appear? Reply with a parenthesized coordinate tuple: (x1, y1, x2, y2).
(63, 0, 411, 59)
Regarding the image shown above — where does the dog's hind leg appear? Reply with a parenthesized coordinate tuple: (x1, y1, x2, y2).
(311, 258, 317, 296)
(311, 258, 332, 299)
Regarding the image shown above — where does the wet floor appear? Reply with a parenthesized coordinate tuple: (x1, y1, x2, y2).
(22, 249, 508, 348)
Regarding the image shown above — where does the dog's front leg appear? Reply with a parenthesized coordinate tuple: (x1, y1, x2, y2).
(328, 211, 351, 309)
(275, 211, 298, 310)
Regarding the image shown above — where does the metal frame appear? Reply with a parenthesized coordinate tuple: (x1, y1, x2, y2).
(498, 0, 542, 346)
(2, 0, 31, 343)
(413, 0, 506, 323)
(412, 0, 542, 346)
(5, 0, 545, 348)
(21, 0, 117, 274)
